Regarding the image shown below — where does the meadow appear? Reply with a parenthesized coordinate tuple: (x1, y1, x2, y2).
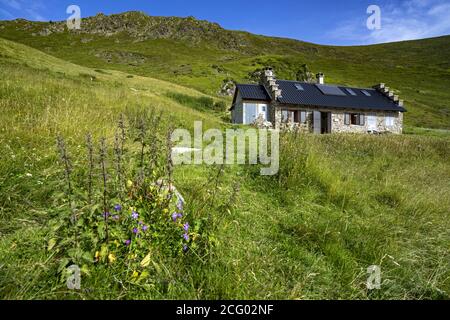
(0, 36, 449, 300)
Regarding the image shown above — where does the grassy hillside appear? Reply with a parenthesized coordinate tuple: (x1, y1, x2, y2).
(0, 12, 450, 129)
(0, 36, 449, 300)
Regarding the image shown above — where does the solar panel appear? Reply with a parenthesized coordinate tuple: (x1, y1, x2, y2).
(294, 83, 304, 91)
(345, 88, 357, 96)
(361, 90, 372, 96)
(316, 84, 346, 96)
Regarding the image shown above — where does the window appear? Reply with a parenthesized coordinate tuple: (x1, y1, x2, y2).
(344, 113, 365, 126)
(345, 88, 357, 96)
(367, 114, 377, 130)
(281, 110, 289, 122)
(294, 83, 304, 91)
(361, 90, 372, 97)
(244, 103, 258, 124)
(282, 110, 295, 123)
(316, 84, 346, 96)
(385, 115, 394, 126)
(300, 111, 307, 123)
(281, 110, 307, 123)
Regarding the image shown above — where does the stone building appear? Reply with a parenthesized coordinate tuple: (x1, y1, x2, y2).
(230, 68, 406, 134)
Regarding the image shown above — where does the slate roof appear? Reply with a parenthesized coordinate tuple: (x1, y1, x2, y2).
(232, 81, 406, 112)
(235, 84, 271, 101)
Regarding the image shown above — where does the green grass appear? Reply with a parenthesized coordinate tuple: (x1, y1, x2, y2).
(0, 34, 449, 300)
(404, 126, 450, 137)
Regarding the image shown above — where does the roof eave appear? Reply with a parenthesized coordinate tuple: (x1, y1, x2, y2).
(276, 101, 407, 112)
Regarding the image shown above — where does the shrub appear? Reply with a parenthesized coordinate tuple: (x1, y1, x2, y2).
(50, 112, 200, 285)
(213, 100, 227, 111)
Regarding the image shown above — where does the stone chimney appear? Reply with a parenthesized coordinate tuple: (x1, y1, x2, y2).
(373, 83, 404, 107)
(260, 67, 282, 100)
(316, 73, 324, 85)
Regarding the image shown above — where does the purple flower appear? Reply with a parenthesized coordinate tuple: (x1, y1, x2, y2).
(183, 233, 189, 241)
(112, 215, 120, 221)
(176, 200, 184, 211)
(142, 225, 148, 232)
(133, 228, 139, 234)
(177, 213, 183, 219)
(125, 239, 131, 246)
(131, 211, 139, 219)
(171, 212, 178, 222)
(183, 244, 188, 253)
(103, 212, 110, 218)
(114, 204, 122, 211)
(183, 223, 189, 232)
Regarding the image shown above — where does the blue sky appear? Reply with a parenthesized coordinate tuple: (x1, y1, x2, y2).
(0, 0, 449, 45)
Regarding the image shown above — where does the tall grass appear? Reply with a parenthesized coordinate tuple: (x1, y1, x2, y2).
(0, 37, 449, 300)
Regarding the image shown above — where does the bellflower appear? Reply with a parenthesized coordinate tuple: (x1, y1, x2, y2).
(131, 211, 139, 219)
(125, 239, 131, 246)
(176, 200, 183, 211)
(183, 223, 189, 232)
(114, 204, 122, 211)
(183, 233, 189, 241)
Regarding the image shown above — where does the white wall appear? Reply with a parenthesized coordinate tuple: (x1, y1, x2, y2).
(232, 95, 268, 124)
(243, 102, 268, 124)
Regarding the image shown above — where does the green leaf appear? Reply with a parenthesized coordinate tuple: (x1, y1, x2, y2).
(81, 264, 91, 276)
(82, 251, 93, 263)
(140, 252, 151, 267)
(58, 258, 70, 273)
(138, 271, 149, 282)
(152, 261, 162, 274)
(47, 238, 57, 251)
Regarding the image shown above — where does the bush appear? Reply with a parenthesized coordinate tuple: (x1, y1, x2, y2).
(50, 112, 201, 285)
(213, 100, 227, 111)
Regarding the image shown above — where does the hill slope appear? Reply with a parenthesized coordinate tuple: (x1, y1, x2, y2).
(1, 11, 449, 129)
(0, 37, 449, 300)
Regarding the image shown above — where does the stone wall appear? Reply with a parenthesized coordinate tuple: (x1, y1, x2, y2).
(271, 106, 403, 134)
(278, 111, 312, 133)
(331, 110, 403, 134)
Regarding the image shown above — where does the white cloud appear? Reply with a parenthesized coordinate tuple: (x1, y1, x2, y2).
(25, 8, 45, 21)
(428, 3, 450, 16)
(0, 0, 46, 21)
(0, 7, 14, 19)
(328, 0, 450, 44)
(0, 0, 22, 10)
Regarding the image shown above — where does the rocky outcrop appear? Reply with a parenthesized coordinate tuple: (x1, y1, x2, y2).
(94, 50, 147, 65)
(218, 79, 236, 96)
(22, 11, 249, 50)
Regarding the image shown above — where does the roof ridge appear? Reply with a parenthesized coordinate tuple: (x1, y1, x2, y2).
(276, 79, 377, 91)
